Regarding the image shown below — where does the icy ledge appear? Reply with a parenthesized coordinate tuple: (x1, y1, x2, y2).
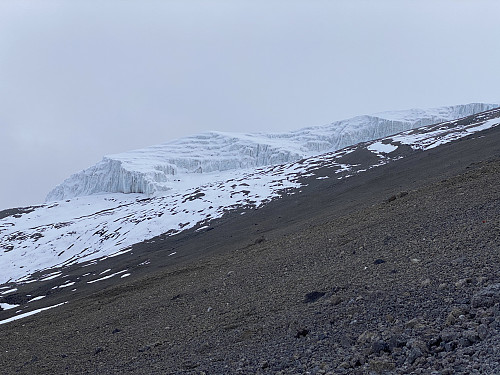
(46, 103, 497, 201)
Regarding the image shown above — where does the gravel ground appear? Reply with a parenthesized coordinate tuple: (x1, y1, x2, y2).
(0, 125, 499, 375)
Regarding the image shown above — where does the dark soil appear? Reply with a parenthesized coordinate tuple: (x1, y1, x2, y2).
(0, 125, 499, 375)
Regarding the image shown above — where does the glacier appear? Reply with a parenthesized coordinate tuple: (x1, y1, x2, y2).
(1, 105, 499, 286)
(46, 103, 498, 201)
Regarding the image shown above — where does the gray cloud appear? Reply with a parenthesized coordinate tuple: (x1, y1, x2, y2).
(1, 0, 499, 209)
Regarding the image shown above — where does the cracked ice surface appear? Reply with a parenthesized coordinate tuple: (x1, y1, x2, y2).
(46, 103, 497, 201)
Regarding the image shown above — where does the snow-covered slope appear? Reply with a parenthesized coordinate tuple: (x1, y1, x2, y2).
(46, 103, 497, 201)
(1, 106, 499, 285)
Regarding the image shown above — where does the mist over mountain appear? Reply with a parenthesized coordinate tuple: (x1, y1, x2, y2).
(1, 104, 500, 374)
(1, 103, 497, 286)
(46, 103, 496, 201)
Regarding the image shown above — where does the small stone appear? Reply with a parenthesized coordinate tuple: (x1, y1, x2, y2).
(387, 335, 406, 351)
(327, 296, 342, 305)
(438, 283, 448, 290)
(408, 339, 427, 352)
(304, 291, 326, 303)
(444, 341, 457, 352)
(369, 359, 395, 372)
(395, 354, 405, 367)
(477, 276, 488, 285)
(477, 324, 489, 340)
(471, 283, 500, 308)
(455, 278, 472, 288)
(407, 347, 423, 364)
(410, 258, 421, 264)
(430, 336, 442, 347)
(295, 329, 309, 338)
(338, 361, 351, 369)
(405, 317, 421, 329)
(350, 356, 364, 367)
(421, 278, 431, 287)
(357, 330, 376, 344)
(440, 328, 459, 342)
(182, 361, 199, 370)
(462, 330, 479, 344)
(93, 347, 103, 355)
(480, 316, 494, 326)
(371, 340, 389, 354)
(446, 308, 466, 326)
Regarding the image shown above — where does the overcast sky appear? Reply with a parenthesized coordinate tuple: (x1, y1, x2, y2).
(0, 0, 499, 210)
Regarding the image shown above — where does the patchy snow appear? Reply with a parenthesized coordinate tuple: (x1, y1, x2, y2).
(1, 288, 17, 295)
(392, 114, 500, 150)
(0, 303, 19, 310)
(38, 272, 63, 282)
(27, 296, 46, 302)
(367, 142, 399, 155)
(87, 270, 129, 284)
(103, 247, 132, 259)
(0, 104, 499, 286)
(53, 281, 76, 289)
(1, 163, 305, 284)
(0, 302, 67, 325)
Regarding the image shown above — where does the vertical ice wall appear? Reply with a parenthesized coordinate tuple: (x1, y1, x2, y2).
(46, 103, 497, 201)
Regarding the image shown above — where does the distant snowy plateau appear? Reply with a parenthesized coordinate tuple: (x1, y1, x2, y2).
(1, 103, 499, 292)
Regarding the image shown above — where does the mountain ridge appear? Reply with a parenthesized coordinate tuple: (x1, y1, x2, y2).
(1, 105, 499, 287)
(46, 103, 497, 201)
(1, 105, 499, 374)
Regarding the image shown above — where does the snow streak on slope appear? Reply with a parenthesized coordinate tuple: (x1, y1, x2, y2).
(1, 168, 302, 283)
(1, 107, 499, 285)
(46, 103, 497, 201)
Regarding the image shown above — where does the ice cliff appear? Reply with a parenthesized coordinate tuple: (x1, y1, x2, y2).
(46, 103, 498, 201)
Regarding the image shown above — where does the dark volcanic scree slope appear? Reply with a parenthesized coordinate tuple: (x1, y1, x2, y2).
(1, 108, 500, 374)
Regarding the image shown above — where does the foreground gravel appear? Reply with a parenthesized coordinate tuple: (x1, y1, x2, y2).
(0, 127, 499, 374)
